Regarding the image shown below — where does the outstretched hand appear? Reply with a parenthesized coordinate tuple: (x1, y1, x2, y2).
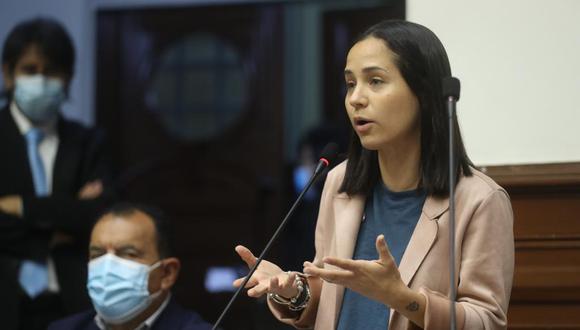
(303, 234, 406, 306)
(233, 245, 300, 299)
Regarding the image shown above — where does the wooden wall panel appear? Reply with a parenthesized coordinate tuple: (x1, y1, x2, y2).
(512, 196, 580, 239)
(507, 303, 580, 329)
(483, 163, 580, 329)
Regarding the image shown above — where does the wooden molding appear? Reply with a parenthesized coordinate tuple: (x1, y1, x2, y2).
(478, 162, 580, 187)
(495, 162, 580, 329)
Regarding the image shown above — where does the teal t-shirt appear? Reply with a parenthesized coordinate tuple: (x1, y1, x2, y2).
(336, 182, 426, 330)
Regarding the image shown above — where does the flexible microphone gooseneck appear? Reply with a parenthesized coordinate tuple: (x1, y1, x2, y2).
(442, 76, 460, 330)
(211, 143, 339, 330)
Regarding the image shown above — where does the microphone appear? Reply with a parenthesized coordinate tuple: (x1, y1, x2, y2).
(442, 76, 460, 330)
(212, 143, 339, 330)
(442, 76, 460, 101)
(313, 143, 339, 177)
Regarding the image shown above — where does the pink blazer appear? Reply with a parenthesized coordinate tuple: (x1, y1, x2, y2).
(270, 161, 514, 329)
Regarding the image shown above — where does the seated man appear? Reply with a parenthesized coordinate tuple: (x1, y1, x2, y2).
(48, 203, 213, 330)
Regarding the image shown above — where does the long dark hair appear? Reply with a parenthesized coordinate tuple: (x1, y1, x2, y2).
(339, 20, 472, 197)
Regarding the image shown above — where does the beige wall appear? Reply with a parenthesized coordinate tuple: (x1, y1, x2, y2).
(408, 0, 580, 165)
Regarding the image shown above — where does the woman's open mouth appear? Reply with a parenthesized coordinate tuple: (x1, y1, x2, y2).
(354, 118, 373, 133)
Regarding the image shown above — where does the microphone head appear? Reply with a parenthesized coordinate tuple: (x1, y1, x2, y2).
(319, 142, 339, 167)
(442, 76, 461, 100)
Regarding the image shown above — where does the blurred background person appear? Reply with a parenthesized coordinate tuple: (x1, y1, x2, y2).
(48, 203, 213, 330)
(282, 123, 349, 271)
(0, 17, 115, 330)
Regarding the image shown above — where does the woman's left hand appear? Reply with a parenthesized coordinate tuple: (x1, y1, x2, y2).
(303, 234, 406, 307)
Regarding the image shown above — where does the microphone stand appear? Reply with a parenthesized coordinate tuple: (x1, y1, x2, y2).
(443, 77, 460, 330)
(211, 158, 330, 330)
(448, 93, 457, 330)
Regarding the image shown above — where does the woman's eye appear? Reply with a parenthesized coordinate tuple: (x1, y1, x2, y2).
(370, 78, 383, 86)
(345, 81, 355, 89)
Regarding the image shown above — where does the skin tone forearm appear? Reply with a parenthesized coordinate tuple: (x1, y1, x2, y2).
(388, 285, 426, 327)
(303, 234, 426, 328)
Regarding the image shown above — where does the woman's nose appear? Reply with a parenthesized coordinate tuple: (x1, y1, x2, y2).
(348, 86, 368, 109)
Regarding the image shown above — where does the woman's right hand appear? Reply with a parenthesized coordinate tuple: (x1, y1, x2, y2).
(233, 245, 300, 299)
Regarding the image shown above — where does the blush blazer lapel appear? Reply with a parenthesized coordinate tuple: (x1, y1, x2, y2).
(398, 195, 449, 286)
(333, 193, 365, 260)
(390, 195, 447, 326)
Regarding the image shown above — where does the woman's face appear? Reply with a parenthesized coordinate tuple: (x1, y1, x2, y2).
(2, 43, 69, 90)
(344, 37, 420, 152)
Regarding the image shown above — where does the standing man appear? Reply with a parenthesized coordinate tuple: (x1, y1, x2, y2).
(0, 17, 115, 330)
(48, 203, 214, 330)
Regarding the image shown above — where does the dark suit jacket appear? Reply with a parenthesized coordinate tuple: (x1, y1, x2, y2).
(0, 106, 115, 330)
(47, 298, 214, 330)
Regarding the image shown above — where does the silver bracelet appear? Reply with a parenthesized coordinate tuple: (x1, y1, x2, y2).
(268, 273, 311, 311)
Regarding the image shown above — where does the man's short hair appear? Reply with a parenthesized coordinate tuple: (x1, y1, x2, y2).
(2, 17, 75, 77)
(97, 202, 175, 258)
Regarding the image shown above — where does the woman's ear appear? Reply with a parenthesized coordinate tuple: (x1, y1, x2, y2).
(160, 257, 181, 291)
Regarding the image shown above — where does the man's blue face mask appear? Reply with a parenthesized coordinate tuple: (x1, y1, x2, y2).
(87, 253, 162, 325)
(13, 75, 64, 124)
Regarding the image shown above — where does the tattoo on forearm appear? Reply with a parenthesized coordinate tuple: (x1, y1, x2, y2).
(406, 301, 419, 312)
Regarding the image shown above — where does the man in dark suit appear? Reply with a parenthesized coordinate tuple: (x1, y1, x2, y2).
(0, 18, 115, 330)
(48, 203, 214, 330)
